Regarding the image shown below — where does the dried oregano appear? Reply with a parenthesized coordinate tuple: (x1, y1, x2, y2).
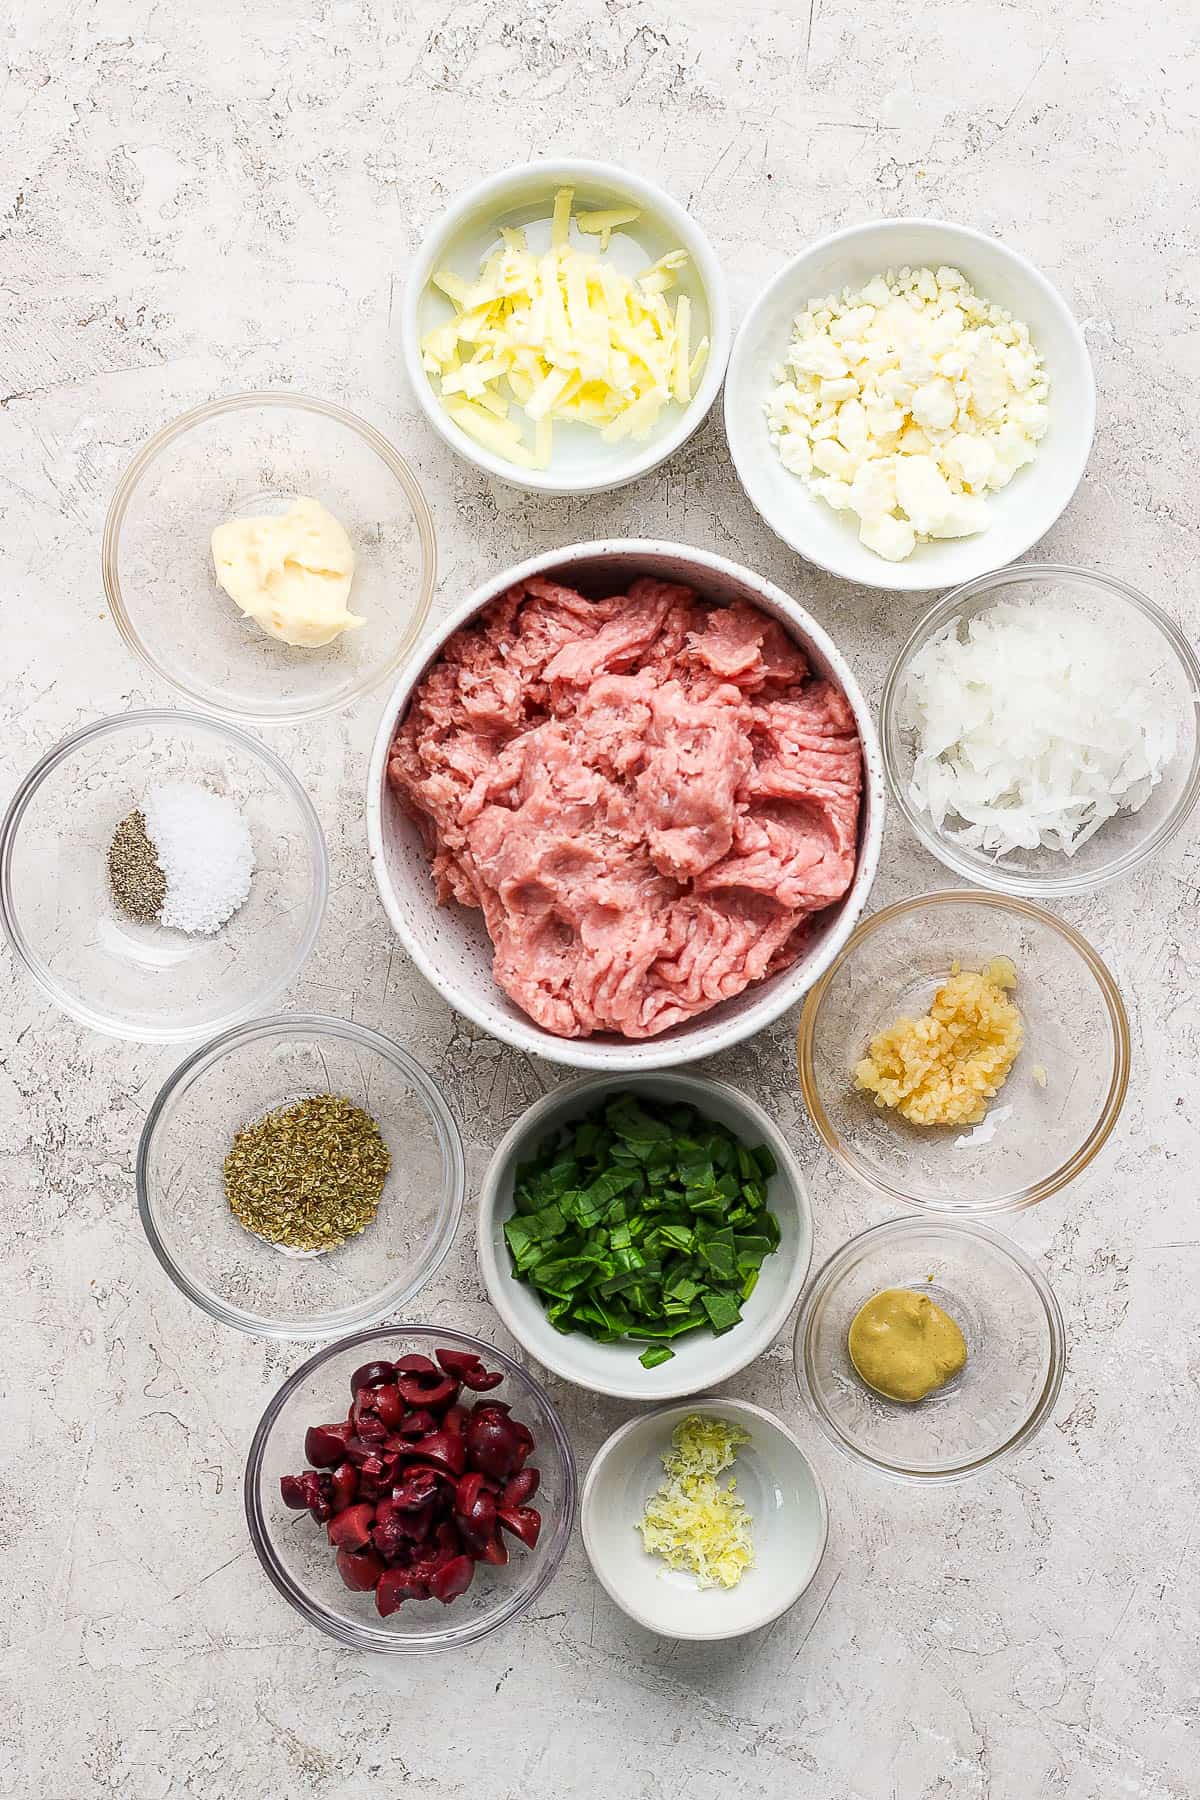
(224, 1094, 390, 1252)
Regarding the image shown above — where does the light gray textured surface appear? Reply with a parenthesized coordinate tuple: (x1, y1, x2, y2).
(2, 3, 1196, 1797)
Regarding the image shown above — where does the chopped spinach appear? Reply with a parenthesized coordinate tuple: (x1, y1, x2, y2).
(505, 1092, 783, 1372)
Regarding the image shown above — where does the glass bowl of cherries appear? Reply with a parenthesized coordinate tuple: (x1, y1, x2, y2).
(244, 1324, 577, 1651)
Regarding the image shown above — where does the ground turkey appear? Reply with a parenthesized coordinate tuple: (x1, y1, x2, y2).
(388, 575, 862, 1039)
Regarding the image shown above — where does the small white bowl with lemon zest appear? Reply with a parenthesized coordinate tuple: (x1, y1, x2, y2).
(581, 1399, 828, 1640)
(403, 159, 731, 496)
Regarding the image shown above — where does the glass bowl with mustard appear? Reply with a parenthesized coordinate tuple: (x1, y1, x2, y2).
(137, 1014, 465, 1339)
(796, 890, 1130, 1215)
(794, 1216, 1066, 1482)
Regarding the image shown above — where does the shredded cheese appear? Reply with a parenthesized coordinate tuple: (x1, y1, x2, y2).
(422, 188, 708, 470)
(577, 205, 641, 252)
(637, 1414, 754, 1591)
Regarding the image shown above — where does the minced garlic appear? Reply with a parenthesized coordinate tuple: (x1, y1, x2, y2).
(854, 956, 1023, 1128)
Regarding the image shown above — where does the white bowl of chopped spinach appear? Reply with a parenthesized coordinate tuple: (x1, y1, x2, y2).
(477, 1075, 813, 1400)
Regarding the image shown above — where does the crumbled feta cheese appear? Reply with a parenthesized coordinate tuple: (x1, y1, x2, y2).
(809, 475, 855, 510)
(764, 265, 1048, 561)
(848, 458, 898, 519)
(860, 511, 917, 561)
(943, 433, 997, 490)
(911, 377, 958, 432)
(819, 376, 859, 405)
(778, 434, 813, 476)
(813, 439, 857, 481)
(895, 456, 956, 533)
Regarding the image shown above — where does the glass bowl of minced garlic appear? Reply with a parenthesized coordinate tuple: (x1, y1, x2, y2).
(796, 891, 1129, 1215)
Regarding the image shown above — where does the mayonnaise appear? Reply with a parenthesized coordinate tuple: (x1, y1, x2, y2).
(210, 496, 362, 648)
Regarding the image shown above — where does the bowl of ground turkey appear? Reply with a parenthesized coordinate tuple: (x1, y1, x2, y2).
(366, 540, 885, 1071)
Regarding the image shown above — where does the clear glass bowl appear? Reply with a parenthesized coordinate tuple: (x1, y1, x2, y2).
(794, 1217, 1066, 1482)
(880, 565, 1200, 896)
(796, 892, 1129, 1214)
(0, 710, 327, 1041)
(103, 393, 437, 725)
(245, 1324, 577, 1651)
(138, 1015, 464, 1337)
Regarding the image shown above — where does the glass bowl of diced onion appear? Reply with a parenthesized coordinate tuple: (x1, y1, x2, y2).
(402, 159, 732, 496)
(880, 564, 1200, 896)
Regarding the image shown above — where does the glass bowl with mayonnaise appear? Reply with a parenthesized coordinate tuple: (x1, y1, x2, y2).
(103, 394, 436, 725)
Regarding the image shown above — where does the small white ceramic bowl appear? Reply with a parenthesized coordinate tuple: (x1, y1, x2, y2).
(724, 218, 1095, 591)
(582, 1399, 828, 1639)
(366, 539, 884, 1073)
(402, 160, 731, 496)
(476, 1073, 814, 1401)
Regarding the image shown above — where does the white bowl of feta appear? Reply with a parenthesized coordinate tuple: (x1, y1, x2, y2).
(724, 219, 1095, 590)
(403, 159, 731, 496)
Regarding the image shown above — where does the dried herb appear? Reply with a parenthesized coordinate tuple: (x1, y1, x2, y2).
(224, 1093, 390, 1253)
(108, 808, 166, 924)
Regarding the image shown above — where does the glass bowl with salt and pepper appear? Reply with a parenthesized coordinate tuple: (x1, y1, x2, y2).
(0, 710, 327, 1042)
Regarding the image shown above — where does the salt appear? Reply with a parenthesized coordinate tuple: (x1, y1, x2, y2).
(142, 782, 255, 934)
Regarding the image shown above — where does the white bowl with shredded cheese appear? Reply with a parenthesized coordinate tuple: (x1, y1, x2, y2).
(724, 219, 1094, 589)
(582, 1400, 828, 1639)
(881, 565, 1200, 894)
(403, 160, 731, 495)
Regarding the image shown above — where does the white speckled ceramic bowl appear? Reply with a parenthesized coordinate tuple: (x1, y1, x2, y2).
(366, 540, 885, 1072)
(402, 160, 731, 496)
(724, 219, 1095, 591)
(477, 1073, 814, 1401)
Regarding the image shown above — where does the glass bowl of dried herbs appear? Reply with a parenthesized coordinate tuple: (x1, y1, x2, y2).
(137, 1013, 465, 1338)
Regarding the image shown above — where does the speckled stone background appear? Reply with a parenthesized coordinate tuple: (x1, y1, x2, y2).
(3, 3, 1197, 1797)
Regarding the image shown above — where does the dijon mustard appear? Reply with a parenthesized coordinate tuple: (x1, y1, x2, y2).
(848, 1287, 967, 1403)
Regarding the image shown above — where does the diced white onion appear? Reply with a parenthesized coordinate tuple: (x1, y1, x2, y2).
(899, 602, 1176, 858)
